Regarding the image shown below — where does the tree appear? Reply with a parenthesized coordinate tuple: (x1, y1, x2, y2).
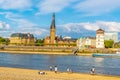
(0, 37, 10, 45)
(0, 37, 5, 42)
(104, 40, 114, 48)
(35, 39, 44, 46)
(114, 42, 120, 48)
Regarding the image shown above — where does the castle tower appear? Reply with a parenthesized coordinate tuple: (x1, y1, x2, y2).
(96, 29, 105, 48)
(50, 13, 56, 45)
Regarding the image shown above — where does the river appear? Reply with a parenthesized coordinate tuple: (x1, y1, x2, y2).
(0, 52, 120, 76)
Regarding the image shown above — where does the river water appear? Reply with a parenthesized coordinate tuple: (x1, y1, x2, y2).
(0, 52, 120, 76)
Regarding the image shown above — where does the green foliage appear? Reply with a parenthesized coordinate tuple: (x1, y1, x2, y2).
(0, 37, 5, 42)
(104, 40, 114, 48)
(35, 39, 44, 46)
(85, 45, 90, 48)
(96, 50, 99, 53)
(0, 37, 9, 45)
(114, 42, 120, 48)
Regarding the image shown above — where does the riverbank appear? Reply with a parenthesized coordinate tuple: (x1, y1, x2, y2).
(0, 46, 118, 56)
(0, 67, 119, 80)
(0, 50, 72, 55)
(0, 50, 93, 56)
(1, 46, 118, 53)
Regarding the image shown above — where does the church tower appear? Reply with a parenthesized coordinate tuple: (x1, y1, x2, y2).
(50, 13, 56, 45)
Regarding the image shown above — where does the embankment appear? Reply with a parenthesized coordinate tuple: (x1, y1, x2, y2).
(0, 46, 117, 55)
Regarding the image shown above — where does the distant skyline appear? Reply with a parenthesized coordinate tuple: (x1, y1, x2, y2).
(0, 0, 120, 39)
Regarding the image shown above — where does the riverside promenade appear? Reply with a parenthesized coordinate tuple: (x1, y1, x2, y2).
(0, 45, 117, 55)
(0, 46, 75, 54)
(0, 67, 120, 80)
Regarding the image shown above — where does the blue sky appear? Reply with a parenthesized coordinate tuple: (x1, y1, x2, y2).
(0, 0, 120, 39)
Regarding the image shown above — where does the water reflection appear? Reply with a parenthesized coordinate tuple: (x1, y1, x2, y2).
(48, 55, 56, 66)
(94, 58, 104, 67)
(94, 58, 104, 62)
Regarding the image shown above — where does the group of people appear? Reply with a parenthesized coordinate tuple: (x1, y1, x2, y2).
(49, 66, 58, 73)
(49, 66, 72, 73)
(49, 65, 95, 74)
(38, 65, 95, 75)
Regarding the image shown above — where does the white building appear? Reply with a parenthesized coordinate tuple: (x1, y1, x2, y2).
(105, 32, 118, 42)
(85, 37, 96, 48)
(63, 36, 71, 40)
(77, 37, 96, 49)
(96, 29, 105, 48)
(77, 38, 86, 49)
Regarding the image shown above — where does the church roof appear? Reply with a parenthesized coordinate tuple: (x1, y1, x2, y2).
(11, 33, 34, 38)
(50, 13, 56, 29)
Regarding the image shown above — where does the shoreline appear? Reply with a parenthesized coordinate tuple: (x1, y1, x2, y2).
(1, 46, 117, 56)
(0, 67, 120, 80)
(0, 50, 92, 56)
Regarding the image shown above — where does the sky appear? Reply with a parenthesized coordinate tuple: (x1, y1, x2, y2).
(0, 0, 120, 39)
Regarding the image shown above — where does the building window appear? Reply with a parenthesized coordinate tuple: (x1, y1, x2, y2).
(98, 43, 100, 45)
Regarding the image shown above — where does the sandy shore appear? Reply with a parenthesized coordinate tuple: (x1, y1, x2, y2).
(0, 67, 119, 80)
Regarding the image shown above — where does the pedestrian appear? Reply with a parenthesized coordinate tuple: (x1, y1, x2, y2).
(49, 66, 52, 71)
(67, 67, 72, 73)
(90, 67, 95, 75)
(67, 67, 70, 72)
(54, 66, 58, 73)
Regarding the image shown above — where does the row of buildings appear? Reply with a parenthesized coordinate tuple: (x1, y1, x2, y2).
(9, 13, 119, 48)
(77, 29, 118, 49)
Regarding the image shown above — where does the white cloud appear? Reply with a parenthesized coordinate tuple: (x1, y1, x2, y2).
(75, 0, 120, 16)
(36, 0, 74, 15)
(0, 12, 37, 28)
(62, 22, 98, 33)
(12, 19, 37, 28)
(0, 0, 32, 10)
(63, 23, 85, 32)
(81, 22, 99, 31)
(19, 27, 49, 37)
(0, 12, 49, 38)
(8, 18, 49, 38)
(96, 21, 120, 31)
(0, 21, 10, 38)
(0, 21, 10, 30)
(61, 21, 120, 32)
